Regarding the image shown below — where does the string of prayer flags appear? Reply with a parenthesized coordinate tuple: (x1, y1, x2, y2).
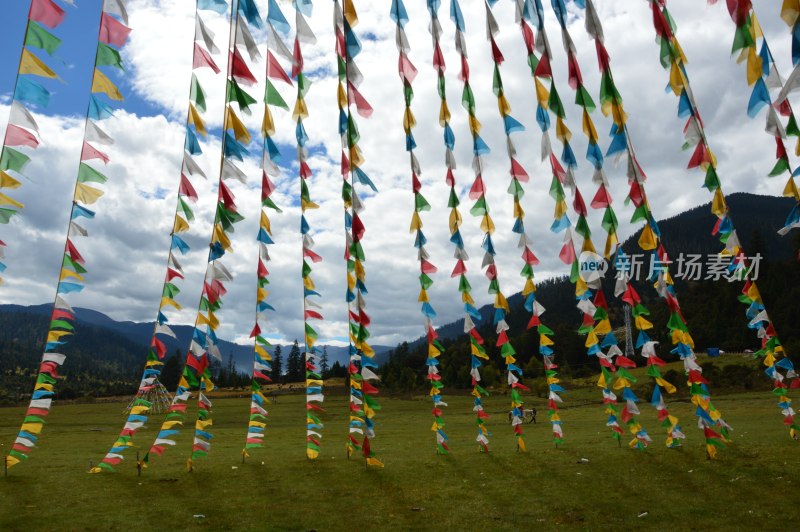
(654, 0, 799, 440)
(480, 0, 557, 452)
(711, 0, 800, 237)
(575, 0, 730, 456)
(393, 0, 447, 455)
(780, 0, 800, 66)
(535, 0, 678, 449)
(6, 0, 130, 470)
(349, 0, 381, 468)
(333, 0, 363, 459)
(425, 0, 491, 452)
(555, 0, 676, 448)
(449, 0, 518, 453)
(284, 0, 326, 460)
(243, 2, 291, 455)
(92, 0, 227, 473)
(143, 0, 259, 470)
(711, 0, 800, 437)
(339, 0, 382, 468)
(0, 0, 72, 285)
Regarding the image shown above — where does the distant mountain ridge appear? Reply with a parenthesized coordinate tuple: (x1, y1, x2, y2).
(413, 192, 798, 346)
(0, 303, 393, 372)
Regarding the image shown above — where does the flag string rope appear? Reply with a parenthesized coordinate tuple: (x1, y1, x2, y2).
(141, 0, 262, 470)
(568, 0, 730, 457)
(333, 0, 362, 460)
(424, 0, 494, 452)
(284, 0, 327, 461)
(478, 0, 561, 452)
(646, 0, 796, 438)
(6, 0, 130, 470)
(92, 0, 227, 474)
(447, 0, 518, 453)
(391, 0, 449, 455)
(341, 0, 383, 468)
(547, 0, 685, 448)
(1, 0, 74, 284)
(708, 0, 799, 438)
(241, 0, 294, 461)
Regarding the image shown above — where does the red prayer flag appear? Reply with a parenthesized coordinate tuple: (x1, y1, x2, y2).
(179, 174, 198, 202)
(193, 42, 220, 73)
(99, 12, 131, 48)
(30, 0, 65, 29)
(5, 124, 39, 148)
(231, 49, 257, 86)
(81, 141, 109, 164)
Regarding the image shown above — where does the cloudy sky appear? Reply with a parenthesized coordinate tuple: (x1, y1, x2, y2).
(0, 0, 793, 348)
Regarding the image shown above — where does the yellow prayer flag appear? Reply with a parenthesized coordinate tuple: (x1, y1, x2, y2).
(227, 106, 251, 144)
(92, 68, 123, 101)
(293, 98, 309, 121)
(582, 110, 598, 142)
(403, 107, 416, 133)
(75, 183, 104, 205)
(418, 288, 429, 303)
(0, 171, 22, 189)
(555, 116, 572, 143)
(497, 94, 511, 116)
(262, 106, 275, 137)
(260, 210, 272, 234)
(449, 208, 462, 233)
(20, 49, 57, 78)
(439, 100, 450, 126)
(746, 47, 763, 86)
(161, 296, 182, 310)
(468, 115, 481, 135)
(173, 215, 189, 234)
(534, 78, 549, 106)
(409, 211, 422, 232)
(480, 214, 495, 234)
(59, 268, 83, 281)
(0, 193, 24, 209)
(188, 103, 207, 136)
(638, 224, 657, 250)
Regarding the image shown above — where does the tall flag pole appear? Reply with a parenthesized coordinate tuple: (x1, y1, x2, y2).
(1, 0, 73, 285)
(391, 0, 448, 455)
(241, 0, 292, 461)
(142, 0, 262, 470)
(287, 0, 327, 460)
(91, 0, 228, 474)
(477, 0, 560, 452)
(341, 0, 382, 468)
(424, 0, 492, 451)
(5, 0, 130, 470)
(709, 0, 799, 438)
(333, 0, 362, 460)
(570, 0, 730, 457)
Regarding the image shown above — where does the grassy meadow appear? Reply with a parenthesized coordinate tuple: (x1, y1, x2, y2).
(0, 365, 798, 531)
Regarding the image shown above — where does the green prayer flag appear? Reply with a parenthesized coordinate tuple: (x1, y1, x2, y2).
(25, 21, 62, 55)
(77, 163, 108, 184)
(96, 42, 123, 69)
(0, 147, 31, 173)
(191, 73, 206, 112)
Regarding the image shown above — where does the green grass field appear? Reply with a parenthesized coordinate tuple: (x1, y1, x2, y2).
(0, 379, 797, 531)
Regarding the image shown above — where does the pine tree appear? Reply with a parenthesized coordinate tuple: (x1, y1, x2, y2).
(287, 340, 302, 382)
(271, 345, 283, 383)
(320, 345, 330, 378)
